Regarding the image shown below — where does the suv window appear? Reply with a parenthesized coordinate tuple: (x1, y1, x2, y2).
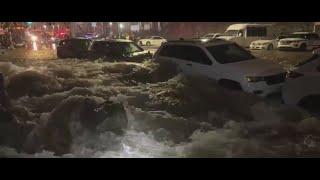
(246, 27, 267, 37)
(206, 43, 255, 64)
(92, 41, 143, 55)
(309, 34, 319, 39)
(68, 39, 91, 50)
(159, 45, 212, 65)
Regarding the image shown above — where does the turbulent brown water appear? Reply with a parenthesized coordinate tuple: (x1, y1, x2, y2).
(1, 58, 320, 158)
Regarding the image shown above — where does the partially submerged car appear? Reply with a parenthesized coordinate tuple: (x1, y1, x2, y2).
(57, 38, 92, 59)
(154, 39, 286, 97)
(282, 49, 320, 110)
(89, 39, 152, 62)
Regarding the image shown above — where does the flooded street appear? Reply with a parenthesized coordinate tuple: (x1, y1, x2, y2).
(1, 48, 320, 158)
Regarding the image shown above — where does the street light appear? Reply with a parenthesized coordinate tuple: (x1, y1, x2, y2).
(109, 22, 113, 26)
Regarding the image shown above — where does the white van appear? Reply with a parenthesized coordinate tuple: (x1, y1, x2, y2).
(218, 23, 272, 48)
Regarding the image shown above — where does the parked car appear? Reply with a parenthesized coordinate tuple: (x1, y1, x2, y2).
(278, 32, 320, 51)
(153, 39, 286, 97)
(200, 33, 222, 42)
(217, 23, 272, 48)
(138, 36, 167, 46)
(250, 40, 277, 50)
(282, 49, 320, 110)
(249, 35, 288, 50)
(89, 39, 152, 62)
(57, 38, 93, 59)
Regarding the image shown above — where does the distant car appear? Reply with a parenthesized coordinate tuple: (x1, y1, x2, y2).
(153, 39, 286, 97)
(278, 32, 320, 51)
(250, 40, 277, 50)
(84, 33, 100, 39)
(138, 36, 167, 46)
(282, 49, 320, 110)
(89, 39, 152, 62)
(249, 35, 288, 50)
(57, 38, 93, 59)
(200, 33, 222, 42)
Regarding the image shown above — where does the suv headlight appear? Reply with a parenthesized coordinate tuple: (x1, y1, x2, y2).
(246, 76, 264, 82)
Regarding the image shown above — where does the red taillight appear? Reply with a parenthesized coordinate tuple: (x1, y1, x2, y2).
(286, 71, 304, 79)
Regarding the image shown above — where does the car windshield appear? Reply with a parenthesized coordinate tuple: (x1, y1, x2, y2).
(224, 30, 239, 36)
(206, 43, 255, 64)
(93, 41, 144, 55)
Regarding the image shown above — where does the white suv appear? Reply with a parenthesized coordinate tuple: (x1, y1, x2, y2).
(153, 39, 286, 97)
(278, 32, 320, 51)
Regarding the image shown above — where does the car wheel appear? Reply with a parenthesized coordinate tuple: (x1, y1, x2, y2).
(300, 43, 307, 51)
(267, 44, 273, 50)
(139, 41, 143, 46)
(146, 41, 151, 46)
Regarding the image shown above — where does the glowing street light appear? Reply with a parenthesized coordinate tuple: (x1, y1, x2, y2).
(43, 25, 47, 29)
(109, 22, 113, 26)
(119, 23, 124, 29)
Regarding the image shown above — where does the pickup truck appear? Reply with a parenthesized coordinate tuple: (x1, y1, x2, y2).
(278, 32, 320, 51)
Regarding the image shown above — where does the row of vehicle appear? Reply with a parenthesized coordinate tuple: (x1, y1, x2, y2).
(250, 32, 320, 51)
(199, 23, 320, 51)
(153, 38, 320, 110)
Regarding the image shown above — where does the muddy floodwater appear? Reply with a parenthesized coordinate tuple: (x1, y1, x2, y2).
(0, 49, 320, 158)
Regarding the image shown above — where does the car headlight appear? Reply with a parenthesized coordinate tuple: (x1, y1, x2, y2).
(246, 76, 264, 82)
(201, 38, 209, 42)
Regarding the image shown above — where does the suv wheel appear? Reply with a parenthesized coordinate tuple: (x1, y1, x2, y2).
(146, 41, 151, 46)
(300, 43, 307, 51)
(267, 44, 273, 50)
